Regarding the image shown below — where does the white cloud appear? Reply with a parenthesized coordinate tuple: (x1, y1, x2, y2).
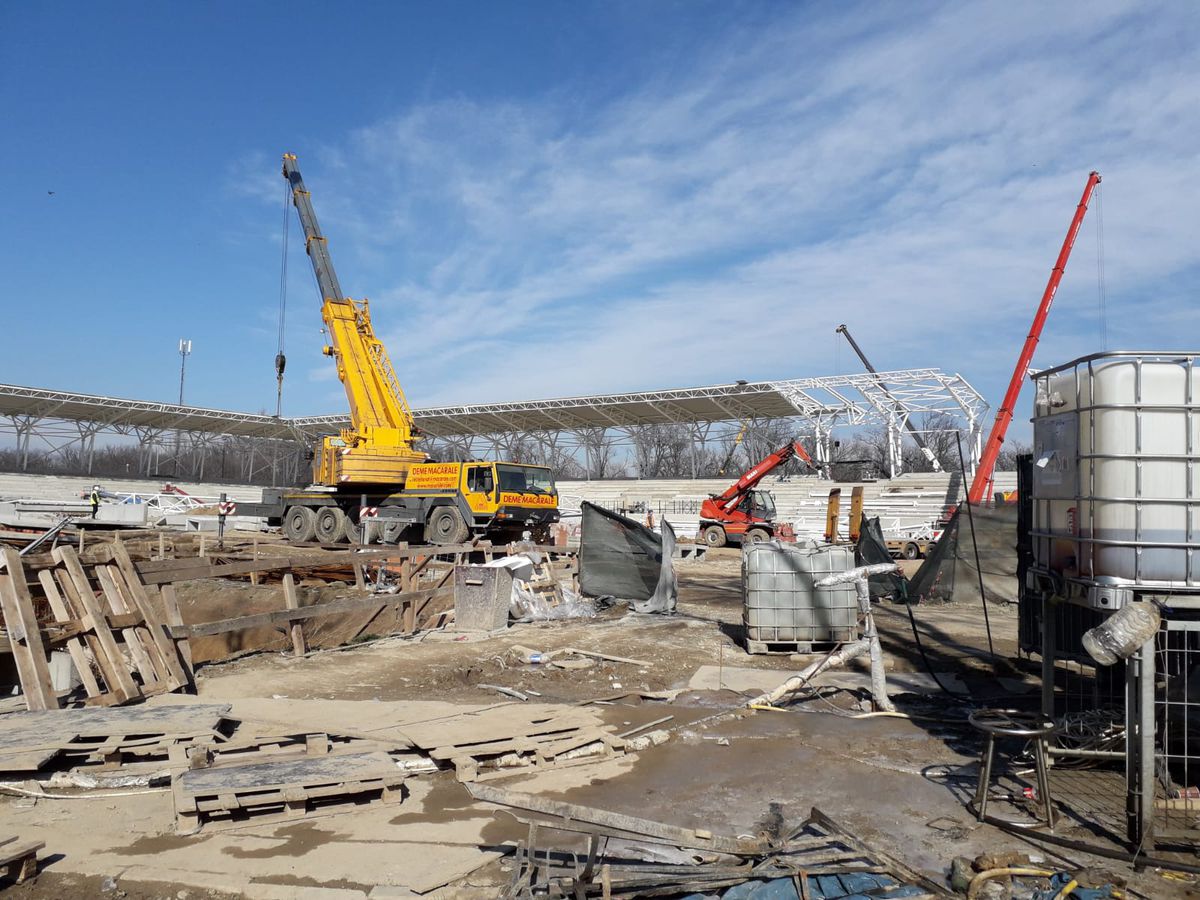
(271, 0, 1200, 443)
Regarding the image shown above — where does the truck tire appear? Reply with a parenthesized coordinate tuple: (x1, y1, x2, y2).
(426, 506, 469, 545)
(702, 525, 727, 548)
(746, 528, 771, 544)
(315, 506, 348, 544)
(902, 541, 921, 560)
(283, 506, 318, 543)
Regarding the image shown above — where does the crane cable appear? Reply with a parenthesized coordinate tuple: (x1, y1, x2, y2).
(1095, 180, 1108, 350)
(275, 177, 290, 417)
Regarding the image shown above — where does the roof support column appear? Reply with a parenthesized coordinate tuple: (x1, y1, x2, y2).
(887, 420, 903, 478)
(11, 416, 35, 471)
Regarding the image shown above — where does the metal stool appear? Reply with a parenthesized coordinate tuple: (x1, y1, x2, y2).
(968, 709, 1057, 830)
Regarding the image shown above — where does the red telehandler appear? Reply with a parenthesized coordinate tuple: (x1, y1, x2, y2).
(699, 440, 813, 547)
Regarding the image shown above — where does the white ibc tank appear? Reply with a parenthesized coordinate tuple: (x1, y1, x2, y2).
(1032, 352, 1200, 586)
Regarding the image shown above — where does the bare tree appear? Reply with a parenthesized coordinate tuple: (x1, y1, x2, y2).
(995, 440, 1032, 472)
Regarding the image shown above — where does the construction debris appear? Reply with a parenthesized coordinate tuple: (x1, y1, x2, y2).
(468, 784, 947, 899)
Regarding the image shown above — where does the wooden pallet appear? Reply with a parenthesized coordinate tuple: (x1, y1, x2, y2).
(745, 637, 850, 656)
(0, 836, 44, 885)
(173, 750, 406, 833)
(0, 704, 236, 772)
(0, 544, 194, 710)
(439, 726, 626, 782)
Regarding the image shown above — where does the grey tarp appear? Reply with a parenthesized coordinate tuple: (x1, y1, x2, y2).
(579, 502, 677, 614)
(907, 505, 1019, 605)
(856, 516, 906, 599)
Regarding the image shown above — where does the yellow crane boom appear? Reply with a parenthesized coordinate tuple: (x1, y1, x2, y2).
(282, 153, 427, 484)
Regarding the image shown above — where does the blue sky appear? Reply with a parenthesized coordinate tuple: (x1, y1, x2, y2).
(2, 1, 1198, 441)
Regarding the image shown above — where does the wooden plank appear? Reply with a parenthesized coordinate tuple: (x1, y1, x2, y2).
(36, 569, 103, 698)
(172, 586, 450, 638)
(92, 564, 160, 687)
(281, 573, 307, 656)
(158, 583, 193, 675)
(137, 557, 295, 585)
(110, 543, 190, 690)
(0, 549, 59, 711)
(49, 553, 139, 703)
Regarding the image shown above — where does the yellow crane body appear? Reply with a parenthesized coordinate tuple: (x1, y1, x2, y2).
(251, 154, 559, 546)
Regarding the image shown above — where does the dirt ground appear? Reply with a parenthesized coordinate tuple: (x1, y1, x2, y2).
(4, 549, 1196, 899)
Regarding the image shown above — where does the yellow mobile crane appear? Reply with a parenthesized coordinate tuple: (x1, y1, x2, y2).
(246, 154, 560, 546)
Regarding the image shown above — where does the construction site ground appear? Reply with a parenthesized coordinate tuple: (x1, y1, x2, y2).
(3, 549, 1188, 899)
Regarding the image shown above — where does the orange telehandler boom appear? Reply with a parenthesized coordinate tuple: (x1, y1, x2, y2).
(698, 440, 813, 547)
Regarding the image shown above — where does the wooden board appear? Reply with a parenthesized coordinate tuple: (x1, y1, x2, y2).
(0, 548, 60, 711)
(109, 543, 190, 690)
(35, 568, 103, 700)
(48, 550, 140, 703)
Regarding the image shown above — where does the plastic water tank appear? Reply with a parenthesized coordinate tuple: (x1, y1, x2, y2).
(1032, 352, 1200, 586)
(742, 541, 857, 646)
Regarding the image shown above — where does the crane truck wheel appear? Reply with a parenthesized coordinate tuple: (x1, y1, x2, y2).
(315, 506, 348, 544)
(337, 512, 359, 544)
(902, 541, 921, 560)
(745, 528, 771, 544)
(426, 506, 469, 545)
(283, 506, 318, 543)
(702, 525, 727, 548)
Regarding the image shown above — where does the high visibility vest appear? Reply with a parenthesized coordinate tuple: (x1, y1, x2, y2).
(90, 492, 99, 504)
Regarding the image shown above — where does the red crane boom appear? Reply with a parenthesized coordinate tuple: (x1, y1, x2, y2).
(967, 171, 1101, 505)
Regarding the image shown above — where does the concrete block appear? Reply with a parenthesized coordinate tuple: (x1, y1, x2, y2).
(454, 565, 512, 632)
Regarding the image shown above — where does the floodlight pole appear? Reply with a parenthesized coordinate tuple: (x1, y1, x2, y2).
(175, 339, 192, 476)
(178, 339, 192, 405)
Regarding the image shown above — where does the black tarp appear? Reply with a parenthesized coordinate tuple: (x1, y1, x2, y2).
(579, 502, 677, 614)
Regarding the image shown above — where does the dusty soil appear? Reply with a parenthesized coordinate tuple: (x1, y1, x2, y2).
(187, 548, 1028, 707)
(5, 549, 1194, 899)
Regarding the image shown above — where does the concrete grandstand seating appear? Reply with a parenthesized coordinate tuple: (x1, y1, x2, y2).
(556, 471, 1020, 540)
(0, 470, 1019, 541)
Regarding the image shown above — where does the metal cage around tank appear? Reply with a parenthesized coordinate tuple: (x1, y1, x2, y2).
(1024, 352, 1200, 851)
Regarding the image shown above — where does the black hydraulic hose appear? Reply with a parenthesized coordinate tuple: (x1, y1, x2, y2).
(899, 581, 971, 705)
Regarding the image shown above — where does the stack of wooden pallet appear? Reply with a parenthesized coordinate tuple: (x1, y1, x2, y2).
(0, 543, 192, 710)
(171, 735, 406, 833)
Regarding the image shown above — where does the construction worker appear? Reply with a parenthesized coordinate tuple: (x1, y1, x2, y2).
(89, 485, 101, 519)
